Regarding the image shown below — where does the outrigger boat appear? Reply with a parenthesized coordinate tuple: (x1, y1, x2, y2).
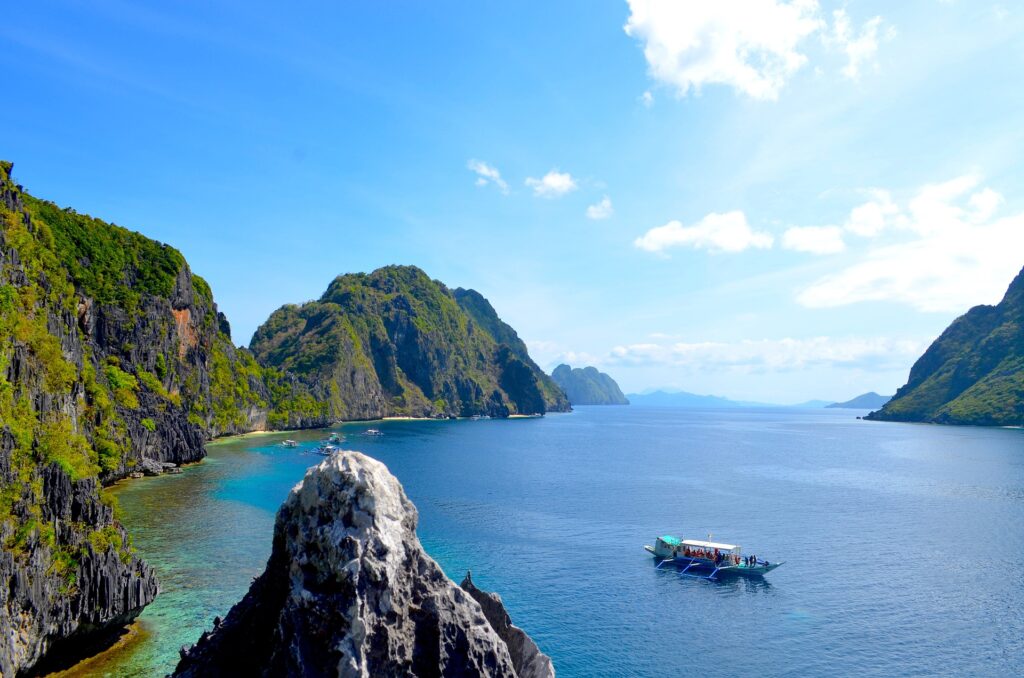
(644, 535, 783, 580)
(317, 444, 338, 456)
(327, 432, 342, 443)
(363, 428, 383, 436)
(281, 439, 298, 448)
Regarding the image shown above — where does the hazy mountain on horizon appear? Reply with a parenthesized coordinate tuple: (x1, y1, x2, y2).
(626, 389, 836, 409)
(827, 392, 892, 409)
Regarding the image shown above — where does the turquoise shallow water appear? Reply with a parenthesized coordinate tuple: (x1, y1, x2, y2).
(82, 407, 1023, 676)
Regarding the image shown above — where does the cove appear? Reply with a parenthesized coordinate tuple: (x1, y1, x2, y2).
(60, 407, 1024, 677)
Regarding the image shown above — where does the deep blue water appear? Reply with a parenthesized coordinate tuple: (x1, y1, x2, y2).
(90, 407, 1024, 677)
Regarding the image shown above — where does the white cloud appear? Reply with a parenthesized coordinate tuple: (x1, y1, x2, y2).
(640, 90, 654, 107)
(634, 211, 774, 254)
(798, 175, 1024, 311)
(525, 169, 578, 198)
(606, 336, 923, 372)
(467, 159, 508, 194)
(623, 0, 824, 101)
(781, 225, 845, 254)
(825, 9, 887, 80)
(844, 190, 904, 237)
(586, 196, 614, 220)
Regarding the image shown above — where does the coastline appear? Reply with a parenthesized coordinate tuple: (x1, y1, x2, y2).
(204, 411, 553, 445)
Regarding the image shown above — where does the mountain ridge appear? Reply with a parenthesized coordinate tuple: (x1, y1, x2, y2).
(249, 266, 569, 419)
(551, 364, 629, 405)
(867, 265, 1024, 426)
(827, 392, 891, 409)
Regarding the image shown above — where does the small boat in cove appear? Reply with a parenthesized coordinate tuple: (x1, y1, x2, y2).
(281, 439, 298, 448)
(644, 535, 783, 579)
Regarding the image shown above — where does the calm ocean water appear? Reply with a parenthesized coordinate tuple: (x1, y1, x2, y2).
(77, 407, 1023, 677)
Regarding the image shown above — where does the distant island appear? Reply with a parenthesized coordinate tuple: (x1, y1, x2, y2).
(868, 264, 1024, 426)
(827, 392, 892, 409)
(550, 364, 628, 405)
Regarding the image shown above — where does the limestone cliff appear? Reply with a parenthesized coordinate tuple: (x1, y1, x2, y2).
(174, 451, 554, 677)
(550, 364, 628, 406)
(250, 266, 570, 419)
(0, 161, 337, 675)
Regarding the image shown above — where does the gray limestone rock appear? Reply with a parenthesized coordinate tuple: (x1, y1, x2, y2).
(174, 451, 553, 677)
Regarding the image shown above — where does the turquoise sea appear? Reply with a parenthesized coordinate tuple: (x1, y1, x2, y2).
(74, 407, 1023, 676)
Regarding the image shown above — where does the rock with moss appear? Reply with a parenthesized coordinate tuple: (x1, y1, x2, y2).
(867, 265, 1024, 426)
(550, 364, 629, 406)
(250, 266, 571, 419)
(0, 161, 293, 674)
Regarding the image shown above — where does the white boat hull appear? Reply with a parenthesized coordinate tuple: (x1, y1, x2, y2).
(644, 545, 783, 577)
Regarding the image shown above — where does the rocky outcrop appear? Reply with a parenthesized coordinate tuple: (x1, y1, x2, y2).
(550, 364, 629, 406)
(250, 266, 570, 419)
(174, 451, 554, 677)
(868, 264, 1024, 426)
(0, 464, 158, 676)
(460, 572, 554, 678)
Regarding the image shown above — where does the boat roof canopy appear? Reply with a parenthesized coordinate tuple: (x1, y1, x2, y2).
(681, 539, 739, 551)
(658, 535, 681, 546)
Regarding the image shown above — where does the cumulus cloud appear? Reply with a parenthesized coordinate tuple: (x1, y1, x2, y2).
(525, 170, 578, 198)
(634, 211, 774, 254)
(467, 159, 508, 194)
(798, 175, 1024, 311)
(586, 196, 614, 220)
(623, 0, 824, 100)
(623, 1, 891, 99)
(605, 336, 923, 372)
(782, 225, 845, 254)
(843, 190, 904, 237)
(825, 9, 888, 80)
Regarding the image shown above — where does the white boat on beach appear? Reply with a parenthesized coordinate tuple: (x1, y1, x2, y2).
(644, 535, 783, 579)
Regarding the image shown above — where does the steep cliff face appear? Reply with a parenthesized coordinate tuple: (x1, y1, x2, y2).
(174, 451, 553, 677)
(460, 572, 555, 678)
(0, 162, 174, 674)
(452, 288, 569, 412)
(868, 265, 1024, 426)
(250, 266, 570, 419)
(0, 160, 340, 675)
(550, 364, 629, 406)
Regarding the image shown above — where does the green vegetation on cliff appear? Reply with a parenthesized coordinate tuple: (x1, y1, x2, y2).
(251, 266, 570, 418)
(868, 265, 1024, 426)
(551, 364, 629, 405)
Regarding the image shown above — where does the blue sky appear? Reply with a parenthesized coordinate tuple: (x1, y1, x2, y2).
(3, 1, 1023, 402)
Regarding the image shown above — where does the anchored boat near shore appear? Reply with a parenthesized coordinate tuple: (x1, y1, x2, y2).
(644, 535, 783, 580)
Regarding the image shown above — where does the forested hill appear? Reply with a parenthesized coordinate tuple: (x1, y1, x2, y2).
(867, 265, 1024, 426)
(551, 364, 629, 405)
(250, 266, 570, 419)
